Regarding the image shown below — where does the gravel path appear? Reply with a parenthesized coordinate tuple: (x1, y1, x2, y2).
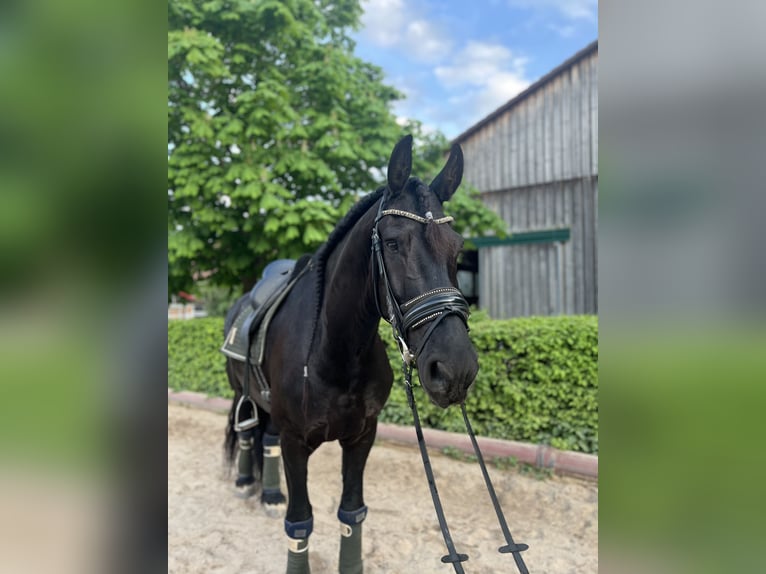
(168, 404, 597, 573)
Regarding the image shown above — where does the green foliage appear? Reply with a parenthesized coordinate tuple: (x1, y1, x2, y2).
(190, 279, 239, 317)
(168, 0, 402, 294)
(441, 446, 477, 464)
(169, 314, 598, 453)
(378, 314, 599, 454)
(446, 185, 508, 247)
(168, 318, 231, 397)
(440, 448, 552, 480)
(167, 0, 507, 297)
(492, 455, 519, 470)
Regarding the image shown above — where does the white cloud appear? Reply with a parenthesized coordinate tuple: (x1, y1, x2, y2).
(405, 20, 451, 61)
(508, 0, 597, 21)
(360, 0, 407, 47)
(479, 72, 530, 111)
(433, 42, 531, 131)
(356, 3, 541, 137)
(435, 42, 527, 88)
(548, 23, 577, 38)
(360, 0, 451, 62)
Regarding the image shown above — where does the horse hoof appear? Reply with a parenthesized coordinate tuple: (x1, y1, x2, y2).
(234, 482, 257, 499)
(263, 500, 286, 518)
(262, 490, 287, 505)
(263, 502, 286, 518)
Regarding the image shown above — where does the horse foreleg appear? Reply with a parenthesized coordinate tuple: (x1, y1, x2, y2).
(281, 433, 313, 574)
(337, 421, 377, 574)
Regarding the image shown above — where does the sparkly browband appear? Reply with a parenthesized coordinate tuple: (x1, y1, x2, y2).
(379, 209, 454, 225)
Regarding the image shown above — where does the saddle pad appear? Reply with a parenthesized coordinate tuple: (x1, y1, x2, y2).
(220, 260, 296, 361)
(220, 257, 312, 364)
(220, 305, 257, 362)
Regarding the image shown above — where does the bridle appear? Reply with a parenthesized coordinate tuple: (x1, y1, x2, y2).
(369, 194, 530, 574)
(370, 198, 471, 366)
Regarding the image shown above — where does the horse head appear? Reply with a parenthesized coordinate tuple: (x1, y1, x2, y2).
(373, 135, 479, 408)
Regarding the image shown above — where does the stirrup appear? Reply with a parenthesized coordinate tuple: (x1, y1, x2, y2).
(234, 395, 259, 432)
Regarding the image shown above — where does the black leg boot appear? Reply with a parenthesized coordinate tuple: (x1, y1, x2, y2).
(284, 518, 313, 574)
(338, 506, 367, 574)
(235, 429, 255, 498)
(262, 432, 286, 505)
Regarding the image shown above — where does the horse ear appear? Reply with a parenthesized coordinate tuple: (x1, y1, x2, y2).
(430, 143, 464, 202)
(386, 135, 413, 195)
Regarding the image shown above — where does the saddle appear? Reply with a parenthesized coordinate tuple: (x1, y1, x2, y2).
(249, 259, 296, 311)
(220, 256, 311, 410)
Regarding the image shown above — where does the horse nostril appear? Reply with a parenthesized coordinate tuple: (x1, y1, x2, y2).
(430, 360, 453, 383)
(429, 361, 439, 381)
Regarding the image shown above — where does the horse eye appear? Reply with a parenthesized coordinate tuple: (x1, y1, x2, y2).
(385, 239, 399, 252)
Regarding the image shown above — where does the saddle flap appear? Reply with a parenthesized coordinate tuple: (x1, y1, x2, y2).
(220, 306, 257, 361)
(221, 258, 299, 363)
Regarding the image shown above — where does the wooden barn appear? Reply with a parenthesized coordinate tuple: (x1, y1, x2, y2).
(454, 41, 598, 318)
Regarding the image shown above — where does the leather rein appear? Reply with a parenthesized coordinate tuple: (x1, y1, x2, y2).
(369, 197, 530, 574)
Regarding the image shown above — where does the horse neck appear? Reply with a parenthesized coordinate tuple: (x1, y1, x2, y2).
(316, 202, 380, 363)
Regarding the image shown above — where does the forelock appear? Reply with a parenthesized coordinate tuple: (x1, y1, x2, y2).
(401, 178, 461, 259)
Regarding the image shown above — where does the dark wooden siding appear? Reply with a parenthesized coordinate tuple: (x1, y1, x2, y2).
(456, 44, 598, 318)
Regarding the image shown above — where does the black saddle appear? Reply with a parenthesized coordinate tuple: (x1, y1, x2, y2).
(249, 259, 295, 310)
(221, 257, 311, 365)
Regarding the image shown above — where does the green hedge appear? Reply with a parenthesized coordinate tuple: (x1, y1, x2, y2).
(168, 313, 598, 454)
(168, 318, 230, 398)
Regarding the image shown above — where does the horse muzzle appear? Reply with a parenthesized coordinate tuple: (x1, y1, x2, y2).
(417, 328, 478, 408)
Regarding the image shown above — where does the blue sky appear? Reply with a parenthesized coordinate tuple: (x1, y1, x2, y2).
(353, 0, 597, 139)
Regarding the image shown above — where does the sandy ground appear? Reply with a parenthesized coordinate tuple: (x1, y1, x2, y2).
(169, 404, 597, 574)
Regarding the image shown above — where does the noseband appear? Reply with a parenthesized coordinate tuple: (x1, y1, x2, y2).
(370, 198, 470, 365)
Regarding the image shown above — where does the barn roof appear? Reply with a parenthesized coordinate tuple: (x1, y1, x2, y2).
(452, 40, 598, 145)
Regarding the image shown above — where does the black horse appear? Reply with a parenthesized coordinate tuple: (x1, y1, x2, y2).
(223, 135, 479, 573)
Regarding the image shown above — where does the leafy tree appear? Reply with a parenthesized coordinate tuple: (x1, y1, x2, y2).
(168, 0, 401, 294)
(168, 0, 506, 297)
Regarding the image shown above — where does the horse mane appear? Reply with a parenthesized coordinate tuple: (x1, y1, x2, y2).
(313, 187, 384, 270)
(303, 187, 385, 360)
(303, 179, 456, 357)
(310, 178, 456, 292)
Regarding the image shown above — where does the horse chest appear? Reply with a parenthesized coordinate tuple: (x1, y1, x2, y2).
(334, 388, 377, 415)
(298, 377, 385, 443)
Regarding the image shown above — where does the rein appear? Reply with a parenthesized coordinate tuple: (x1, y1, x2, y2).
(371, 197, 530, 574)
